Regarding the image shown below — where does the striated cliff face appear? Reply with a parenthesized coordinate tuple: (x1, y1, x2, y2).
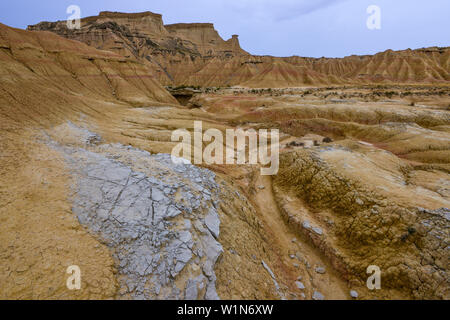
(0, 22, 177, 129)
(28, 11, 450, 88)
(1, 19, 449, 300)
(164, 23, 243, 56)
(28, 11, 249, 86)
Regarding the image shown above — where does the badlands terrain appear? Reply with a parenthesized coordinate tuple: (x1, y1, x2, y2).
(0, 11, 449, 300)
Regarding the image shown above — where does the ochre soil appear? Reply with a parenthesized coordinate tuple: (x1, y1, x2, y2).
(3, 83, 448, 299)
(0, 21, 448, 299)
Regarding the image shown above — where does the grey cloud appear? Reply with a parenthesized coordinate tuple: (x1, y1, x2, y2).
(274, 0, 350, 21)
(226, 0, 349, 22)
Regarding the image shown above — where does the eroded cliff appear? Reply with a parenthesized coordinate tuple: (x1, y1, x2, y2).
(28, 11, 450, 87)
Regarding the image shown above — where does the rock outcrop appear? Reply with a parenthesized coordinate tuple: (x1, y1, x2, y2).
(27, 11, 249, 86)
(274, 147, 449, 299)
(0, 15, 448, 301)
(198, 88, 449, 299)
(0, 22, 177, 128)
(43, 123, 223, 300)
(27, 11, 450, 87)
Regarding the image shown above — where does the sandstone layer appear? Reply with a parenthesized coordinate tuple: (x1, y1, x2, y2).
(28, 11, 450, 87)
(0, 20, 449, 301)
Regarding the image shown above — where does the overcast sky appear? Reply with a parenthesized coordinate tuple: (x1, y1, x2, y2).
(1, 0, 449, 58)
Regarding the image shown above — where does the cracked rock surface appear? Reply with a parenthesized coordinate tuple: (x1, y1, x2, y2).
(45, 123, 223, 300)
(275, 146, 449, 299)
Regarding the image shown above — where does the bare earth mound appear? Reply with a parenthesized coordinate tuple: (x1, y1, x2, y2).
(0, 19, 449, 300)
(28, 11, 450, 88)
